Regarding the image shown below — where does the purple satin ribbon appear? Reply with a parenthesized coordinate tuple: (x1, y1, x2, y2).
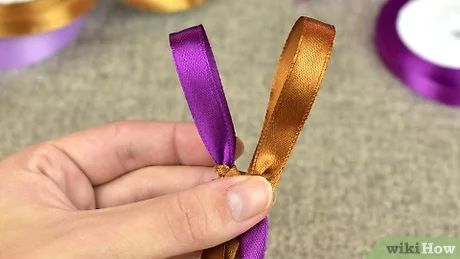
(170, 25, 268, 259)
(375, 0, 460, 106)
(0, 18, 83, 70)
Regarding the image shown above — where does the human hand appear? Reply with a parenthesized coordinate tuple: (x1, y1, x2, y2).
(0, 121, 273, 259)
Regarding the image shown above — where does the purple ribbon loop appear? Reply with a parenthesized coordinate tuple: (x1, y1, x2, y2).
(170, 25, 268, 259)
(170, 25, 236, 166)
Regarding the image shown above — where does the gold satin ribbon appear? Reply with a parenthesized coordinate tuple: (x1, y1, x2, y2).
(120, 0, 206, 13)
(0, 0, 96, 37)
(0, 0, 202, 37)
(202, 16, 336, 259)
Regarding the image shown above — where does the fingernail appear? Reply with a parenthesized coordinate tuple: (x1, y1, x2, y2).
(226, 176, 273, 221)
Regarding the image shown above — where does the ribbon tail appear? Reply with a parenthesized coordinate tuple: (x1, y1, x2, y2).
(240, 217, 269, 259)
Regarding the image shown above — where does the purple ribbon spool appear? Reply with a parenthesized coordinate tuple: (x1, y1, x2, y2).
(0, 18, 83, 70)
(375, 0, 460, 106)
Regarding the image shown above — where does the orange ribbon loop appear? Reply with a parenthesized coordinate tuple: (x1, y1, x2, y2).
(249, 17, 335, 189)
(204, 16, 335, 259)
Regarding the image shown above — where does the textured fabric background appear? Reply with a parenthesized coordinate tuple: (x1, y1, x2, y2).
(1, 0, 460, 258)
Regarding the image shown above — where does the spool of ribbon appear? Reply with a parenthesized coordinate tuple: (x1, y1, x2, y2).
(0, 0, 96, 70)
(170, 16, 335, 259)
(375, 0, 460, 106)
(120, 0, 206, 13)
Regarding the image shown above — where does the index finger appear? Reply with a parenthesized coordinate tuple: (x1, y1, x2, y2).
(14, 121, 242, 186)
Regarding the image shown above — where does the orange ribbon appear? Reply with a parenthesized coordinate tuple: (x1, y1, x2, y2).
(0, 0, 204, 37)
(120, 0, 206, 13)
(202, 16, 336, 259)
(0, 0, 96, 37)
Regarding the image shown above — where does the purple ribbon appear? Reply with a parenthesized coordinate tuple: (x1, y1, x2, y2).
(375, 0, 460, 106)
(169, 25, 236, 166)
(240, 219, 268, 259)
(0, 18, 83, 70)
(170, 25, 268, 259)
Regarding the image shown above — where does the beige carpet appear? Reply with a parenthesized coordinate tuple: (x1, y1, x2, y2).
(1, 0, 460, 258)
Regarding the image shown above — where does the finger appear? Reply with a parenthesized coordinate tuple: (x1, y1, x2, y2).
(95, 166, 218, 208)
(10, 121, 243, 186)
(76, 176, 273, 258)
(53, 121, 208, 186)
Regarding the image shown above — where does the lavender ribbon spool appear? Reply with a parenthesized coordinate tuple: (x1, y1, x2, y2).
(0, 19, 83, 70)
(0, 0, 92, 70)
(375, 0, 460, 106)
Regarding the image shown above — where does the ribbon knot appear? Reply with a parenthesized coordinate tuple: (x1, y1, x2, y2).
(214, 165, 242, 178)
(170, 17, 335, 259)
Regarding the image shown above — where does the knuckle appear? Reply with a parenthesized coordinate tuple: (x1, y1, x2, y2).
(24, 143, 63, 173)
(109, 121, 137, 171)
(109, 121, 132, 135)
(165, 191, 210, 245)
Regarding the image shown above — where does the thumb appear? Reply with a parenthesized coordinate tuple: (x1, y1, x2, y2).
(77, 175, 273, 258)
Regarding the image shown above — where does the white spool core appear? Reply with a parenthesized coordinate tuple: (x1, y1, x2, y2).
(0, 0, 34, 3)
(397, 0, 460, 69)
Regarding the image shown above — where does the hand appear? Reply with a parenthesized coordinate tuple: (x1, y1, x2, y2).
(0, 121, 273, 259)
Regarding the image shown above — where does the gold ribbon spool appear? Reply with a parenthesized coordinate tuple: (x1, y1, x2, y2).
(0, 0, 96, 37)
(120, 0, 206, 13)
(202, 16, 336, 259)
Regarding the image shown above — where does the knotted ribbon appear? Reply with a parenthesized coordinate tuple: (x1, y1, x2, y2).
(170, 16, 335, 259)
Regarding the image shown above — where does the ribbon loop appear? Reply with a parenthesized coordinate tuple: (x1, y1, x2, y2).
(170, 24, 240, 259)
(170, 25, 236, 167)
(249, 17, 336, 189)
(239, 17, 335, 259)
